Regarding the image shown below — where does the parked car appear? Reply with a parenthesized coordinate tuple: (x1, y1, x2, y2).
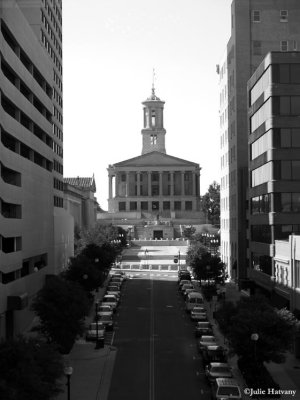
(211, 378, 242, 399)
(178, 279, 190, 288)
(96, 305, 113, 318)
(191, 306, 207, 321)
(180, 283, 194, 295)
(195, 321, 213, 337)
(197, 335, 217, 353)
(101, 295, 118, 311)
(106, 287, 121, 300)
(205, 362, 233, 384)
(97, 315, 114, 331)
(110, 277, 123, 287)
(185, 292, 204, 312)
(183, 288, 197, 298)
(201, 345, 228, 367)
(86, 322, 105, 343)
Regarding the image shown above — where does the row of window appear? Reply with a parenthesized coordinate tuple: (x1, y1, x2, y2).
(221, 145, 236, 169)
(251, 224, 300, 244)
(53, 87, 63, 108)
(119, 200, 193, 212)
(53, 105, 63, 124)
(1, 163, 21, 187)
(0, 254, 48, 284)
(1, 21, 52, 98)
(41, 10, 62, 56)
(41, 31, 62, 74)
(1, 59, 52, 124)
(251, 128, 300, 160)
(1, 130, 53, 173)
(251, 96, 300, 134)
(220, 169, 237, 190)
(54, 195, 63, 208)
(250, 64, 300, 106)
(53, 177, 63, 191)
(0, 235, 22, 254)
(252, 40, 297, 56)
(53, 159, 63, 174)
(53, 140, 63, 158)
(53, 70, 62, 91)
(252, 10, 289, 23)
(1, 94, 53, 150)
(252, 161, 300, 187)
(43, 0, 62, 37)
(53, 123, 63, 141)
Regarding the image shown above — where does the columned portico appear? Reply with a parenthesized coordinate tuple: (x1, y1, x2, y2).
(103, 85, 204, 239)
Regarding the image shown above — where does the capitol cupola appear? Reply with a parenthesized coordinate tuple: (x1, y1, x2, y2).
(141, 85, 166, 155)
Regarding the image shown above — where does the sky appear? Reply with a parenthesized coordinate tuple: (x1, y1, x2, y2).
(62, 0, 232, 210)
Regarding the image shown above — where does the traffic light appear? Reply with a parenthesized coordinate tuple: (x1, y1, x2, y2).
(174, 256, 178, 263)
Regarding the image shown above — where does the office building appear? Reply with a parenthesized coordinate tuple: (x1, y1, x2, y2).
(0, 0, 73, 340)
(218, 0, 300, 281)
(247, 51, 300, 300)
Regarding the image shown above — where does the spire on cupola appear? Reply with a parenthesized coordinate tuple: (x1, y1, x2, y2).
(141, 70, 166, 155)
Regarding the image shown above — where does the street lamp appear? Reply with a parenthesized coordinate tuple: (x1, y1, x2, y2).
(95, 300, 101, 349)
(144, 249, 148, 267)
(251, 333, 259, 362)
(64, 366, 73, 400)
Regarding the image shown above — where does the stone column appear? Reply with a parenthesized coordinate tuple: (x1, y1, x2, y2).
(115, 172, 119, 197)
(137, 172, 141, 196)
(170, 172, 174, 196)
(159, 171, 163, 196)
(108, 173, 113, 199)
(192, 171, 196, 196)
(181, 171, 185, 196)
(148, 171, 152, 196)
(125, 172, 129, 197)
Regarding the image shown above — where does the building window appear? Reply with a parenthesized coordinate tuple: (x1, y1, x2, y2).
(251, 225, 272, 244)
(250, 194, 270, 214)
(163, 201, 170, 210)
(152, 201, 159, 211)
(119, 202, 126, 211)
(151, 110, 156, 127)
(174, 201, 181, 211)
(281, 41, 288, 52)
(280, 10, 288, 22)
(150, 134, 157, 145)
(253, 10, 260, 22)
(130, 201, 137, 211)
(121, 174, 126, 182)
(141, 201, 148, 211)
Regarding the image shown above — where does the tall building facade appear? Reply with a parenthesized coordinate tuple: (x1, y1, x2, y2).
(99, 87, 204, 239)
(0, 0, 73, 340)
(219, 0, 300, 281)
(247, 51, 300, 301)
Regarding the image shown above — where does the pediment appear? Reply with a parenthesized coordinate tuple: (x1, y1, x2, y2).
(114, 151, 198, 168)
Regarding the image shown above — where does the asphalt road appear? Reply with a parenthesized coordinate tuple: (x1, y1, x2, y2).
(107, 272, 212, 400)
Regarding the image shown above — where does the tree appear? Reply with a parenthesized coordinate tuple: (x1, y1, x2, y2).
(182, 225, 196, 240)
(187, 244, 225, 283)
(31, 276, 90, 354)
(62, 253, 103, 293)
(201, 181, 220, 226)
(217, 295, 298, 364)
(0, 336, 64, 400)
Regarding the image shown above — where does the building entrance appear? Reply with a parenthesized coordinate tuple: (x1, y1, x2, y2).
(153, 230, 163, 240)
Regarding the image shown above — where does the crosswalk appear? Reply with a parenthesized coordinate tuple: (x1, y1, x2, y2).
(128, 272, 177, 279)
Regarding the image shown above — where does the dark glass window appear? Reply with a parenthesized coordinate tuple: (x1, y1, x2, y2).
(141, 201, 148, 211)
(119, 202, 126, 211)
(251, 225, 272, 243)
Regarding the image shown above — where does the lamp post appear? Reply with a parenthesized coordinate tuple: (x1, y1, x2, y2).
(95, 300, 101, 349)
(64, 366, 73, 400)
(178, 250, 181, 267)
(251, 333, 259, 363)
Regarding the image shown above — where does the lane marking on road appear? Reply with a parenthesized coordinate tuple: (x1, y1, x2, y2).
(166, 305, 173, 308)
(149, 274, 155, 400)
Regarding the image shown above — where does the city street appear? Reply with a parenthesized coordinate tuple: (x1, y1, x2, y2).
(107, 271, 211, 400)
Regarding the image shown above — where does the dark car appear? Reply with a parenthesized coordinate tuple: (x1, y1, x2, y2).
(96, 315, 114, 331)
(201, 345, 228, 367)
(195, 321, 213, 337)
(205, 362, 233, 384)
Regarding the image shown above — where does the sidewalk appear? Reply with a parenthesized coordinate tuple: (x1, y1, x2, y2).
(54, 280, 117, 400)
(207, 281, 300, 399)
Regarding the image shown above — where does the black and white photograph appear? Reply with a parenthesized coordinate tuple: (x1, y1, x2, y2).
(1, 0, 300, 399)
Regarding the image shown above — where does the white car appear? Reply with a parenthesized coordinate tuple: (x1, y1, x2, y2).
(101, 295, 118, 311)
(198, 335, 217, 352)
(86, 322, 105, 342)
(191, 306, 207, 321)
(97, 305, 113, 318)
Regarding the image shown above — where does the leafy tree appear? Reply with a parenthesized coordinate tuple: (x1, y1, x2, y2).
(182, 225, 196, 239)
(81, 242, 117, 272)
(62, 253, 103, 293)
(0, 336, 64, 400)
(217, 295, 298, 364)
(31, 276, 89, 354)
(187, 244, 225, 283)
(201, 181, 220, 226)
